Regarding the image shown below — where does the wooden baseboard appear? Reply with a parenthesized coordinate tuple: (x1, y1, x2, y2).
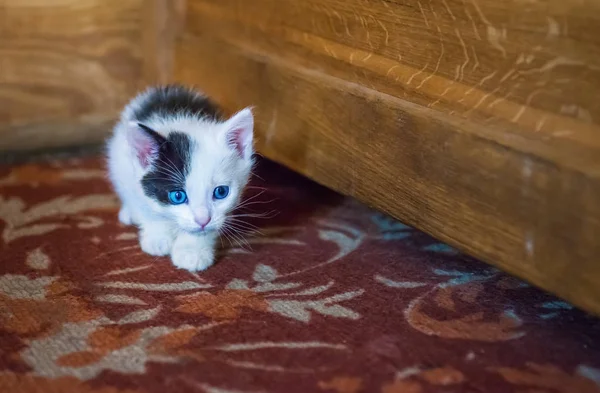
(0, 116, 115, 153)
(174, 0, 600, 316)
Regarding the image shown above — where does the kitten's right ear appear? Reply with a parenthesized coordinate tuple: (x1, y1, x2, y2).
(126, 122, 165, 168)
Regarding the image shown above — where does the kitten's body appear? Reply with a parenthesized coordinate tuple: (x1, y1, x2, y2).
(107, 85, 254, 271)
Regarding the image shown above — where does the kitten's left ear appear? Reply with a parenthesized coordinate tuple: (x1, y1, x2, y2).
(222, 108, 254, 159)
(126, 121, 166, 168)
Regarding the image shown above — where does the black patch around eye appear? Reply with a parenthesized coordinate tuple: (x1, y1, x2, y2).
(141, 131, 193, 205)
(133, 84, 222, 123)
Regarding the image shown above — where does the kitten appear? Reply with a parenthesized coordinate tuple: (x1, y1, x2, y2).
(106, 85, 254, 271)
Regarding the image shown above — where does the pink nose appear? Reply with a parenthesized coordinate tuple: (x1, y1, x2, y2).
(194, 215, 211, 229)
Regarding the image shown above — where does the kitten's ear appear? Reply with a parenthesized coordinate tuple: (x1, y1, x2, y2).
(222, 108, 254, 159)
(126, 122, 166, 168)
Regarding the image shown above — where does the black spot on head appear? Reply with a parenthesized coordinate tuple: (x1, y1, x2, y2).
(141, 131, 193, 204)
(133, 84, 222, 123)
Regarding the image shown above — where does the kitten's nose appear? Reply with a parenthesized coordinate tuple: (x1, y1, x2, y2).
(194, 212, 211, 229)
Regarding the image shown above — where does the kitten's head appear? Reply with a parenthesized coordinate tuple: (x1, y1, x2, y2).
(127, 108, 254, 233)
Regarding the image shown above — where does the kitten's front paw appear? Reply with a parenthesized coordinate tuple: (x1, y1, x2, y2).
(118, 207, 133, 225)
(140, 228, 174, 256)
(171, 248, 214, 272)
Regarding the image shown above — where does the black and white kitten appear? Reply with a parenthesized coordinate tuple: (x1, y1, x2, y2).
(107, 85, 254, 271)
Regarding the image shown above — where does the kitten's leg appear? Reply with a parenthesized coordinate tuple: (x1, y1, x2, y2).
(139, 221, 176, 256)
(171, 231, 217, 272)
(118, 206, 133, 226)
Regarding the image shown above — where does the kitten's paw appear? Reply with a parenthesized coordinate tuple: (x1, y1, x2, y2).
(139, 229, 174, 256)
(118, 207, 133, 225)
(171, 248, 214, 272)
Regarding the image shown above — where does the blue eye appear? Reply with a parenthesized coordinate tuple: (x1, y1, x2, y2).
(168, 190, 187, 205)
(213, 185, 230, 200)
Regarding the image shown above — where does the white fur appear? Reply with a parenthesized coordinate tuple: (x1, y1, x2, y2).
(107, 89, 254, 271)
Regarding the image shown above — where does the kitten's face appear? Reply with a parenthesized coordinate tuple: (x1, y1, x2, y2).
(167, 147, 252, 233)
(131, 109, 254, 234)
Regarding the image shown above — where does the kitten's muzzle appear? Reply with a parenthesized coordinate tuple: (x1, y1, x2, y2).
(193, 212, 211, 230)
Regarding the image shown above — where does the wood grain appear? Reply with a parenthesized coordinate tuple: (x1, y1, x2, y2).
(181, 0, 600, 172)
(0, 0, 144, 151)
(0, 116, 117, 152)
(141, 0, 186, 86)
(175, 0, 600, 315)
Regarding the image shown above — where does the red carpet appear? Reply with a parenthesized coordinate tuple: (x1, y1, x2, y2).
(0, 156, 598, 393)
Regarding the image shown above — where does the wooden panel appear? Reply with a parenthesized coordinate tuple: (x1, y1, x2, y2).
(0, 117, 116, 152)
(181, 0, 600, 171)
(0, 0, 144, 151)
(141, 0, 186, 85)
(175, 0, 600, 315)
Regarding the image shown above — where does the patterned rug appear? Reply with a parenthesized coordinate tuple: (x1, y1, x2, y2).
(0, 156, 599, 393)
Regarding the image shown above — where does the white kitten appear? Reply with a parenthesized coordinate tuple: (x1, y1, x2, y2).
(106, 85, 254, 271)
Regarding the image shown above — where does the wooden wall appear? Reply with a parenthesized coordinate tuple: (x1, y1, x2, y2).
(0, 0, 144, 151)
(173, 0, 600, 315)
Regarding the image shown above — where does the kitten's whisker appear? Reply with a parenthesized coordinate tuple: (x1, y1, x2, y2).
(225, 224, 260, 234)
(155, 155, 185, 182)
(230, 191, 276, 211)
(155, 164, 183, 183)
(225, 217, 262, 230)
(251, 171, 266, 182)
(229, 226, 254, 249)
(234, 199, 277, 211)
(220, 226, 251, 251)
(224, 221, 263, 237)
(155, 156, 180, 175)
(218, 231, 225, 250)
(245, 186, 268, 191)
(222, 222, 253, 245)
(153, 164, 179, 177)
(163, 155, 185, 181)
(154, 167, 183, 184)
(240, 191, 277, 204)
(226, 224, 259, 232)
(219, 228, 236, 248)
(229, 210, 279, 219)
(230, 233, 251, 250)
(142, 176, 180, 182)
(220, 224, 240, 244)
(237, 190, 266, 205)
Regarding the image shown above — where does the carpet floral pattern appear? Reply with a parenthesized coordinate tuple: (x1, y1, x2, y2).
(0, 156, 598, 393)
